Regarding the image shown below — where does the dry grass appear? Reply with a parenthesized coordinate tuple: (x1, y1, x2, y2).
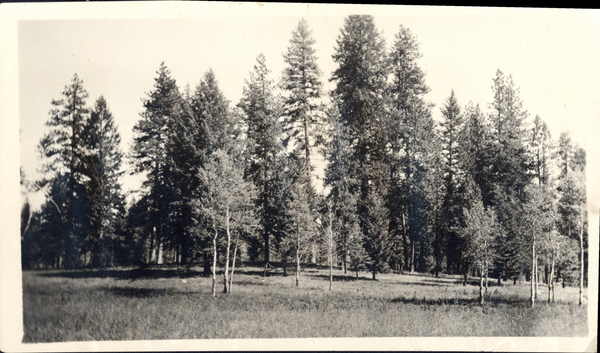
(22, 265, 588, 342)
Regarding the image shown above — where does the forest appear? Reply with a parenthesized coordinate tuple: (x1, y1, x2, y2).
(20, 15, 588, 308)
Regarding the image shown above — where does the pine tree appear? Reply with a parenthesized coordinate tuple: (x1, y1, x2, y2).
(281, 19, 324, 273)
(439, 91, 465, 274)
(331, 15, 390, 280)
(37, 73, 91, 268)
(487, 70, 532, 283)
(130, 62, 181, 264)
(530, 115, 553, 187)
(238, 54, 283, 267)
(387, 25, 438, 274)
(82, 96, 126, 267)
(281, 18, 325, 172)
(324, 102, 364, 276)
(170, 69, 236, 265)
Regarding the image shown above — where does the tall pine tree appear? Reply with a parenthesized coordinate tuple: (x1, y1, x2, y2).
(82, 96, 126, 267)
(130, 62, 181, 264)
(37, 74, 91, 268)
(331, 15, 390, 279)
(238, 54, 283, 267)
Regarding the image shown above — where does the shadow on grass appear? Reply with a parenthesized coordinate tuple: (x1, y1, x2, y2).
(310, 273, 377, 282)
(390, 295, 531, 306)
(35, 266, 209, 281)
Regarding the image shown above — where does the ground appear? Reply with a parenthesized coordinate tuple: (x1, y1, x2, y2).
(22, 264, 588, 342)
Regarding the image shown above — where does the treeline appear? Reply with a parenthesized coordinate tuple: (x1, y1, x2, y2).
(22, 16, 587, 302)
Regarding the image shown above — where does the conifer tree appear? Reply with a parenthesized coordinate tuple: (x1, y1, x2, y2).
(331, 15, 389, 279)
(238, 54, 283, 267)
(130, 62, 180, 264)
(282, 19, 325, 174)
(487, 70, 532, 282)
(37, 73, 91, 268)
(82, 96, 126, 267)
(439, 91, 465, 274)
(324, 102, 364, 276)
(281, 19, 324, 272)
(387, 25, 437, 273)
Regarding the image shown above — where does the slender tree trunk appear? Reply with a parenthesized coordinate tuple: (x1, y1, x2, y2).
(410, 241, 415, 273)
(531, 232, 535, 307)
(463, 262, 468, 286)
(479, 267, 484, 305)
(534, 255, 538, 300)
(329, 206, 333, 291)
(343, 248, 348, 274)
(484, 252, 489, 293)
(229, 234, 239, 293)
(223, 207, 231, 294)
(548, 252, 555, 303)
(296, 230, 300, 287)
(212, 219, 217, 297)
(579, 220, 584, 306)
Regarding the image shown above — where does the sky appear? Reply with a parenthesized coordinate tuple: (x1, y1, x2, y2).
(13, 3, 600, 210)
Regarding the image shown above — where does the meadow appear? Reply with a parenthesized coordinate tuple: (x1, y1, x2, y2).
(22, 264, 588, 342)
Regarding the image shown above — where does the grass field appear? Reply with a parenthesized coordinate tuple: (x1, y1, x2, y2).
(22, 264, 588, 342)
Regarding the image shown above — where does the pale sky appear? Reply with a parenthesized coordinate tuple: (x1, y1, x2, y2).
(12, 4, 600, 209)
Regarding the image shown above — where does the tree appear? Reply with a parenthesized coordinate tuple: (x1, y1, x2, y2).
(530, 115, 553, 187)
(281, 19, 325, 275)
(238, 54, 283, 268)
(82, 96, 126, 267)
(331, 15, 389, 279)
(461, 197, 499, 305)
(387, 25, 438, 274)
(556, 135, 587, 305)
(487, 71, 532, 283)
(196, 149, 256, 295)
(37, 73, 91, 268)
(439, 90, 465, 275)
(522, 184, 555, 307)
(170, 69, 237, 266)
(281, 18, 325, 177)
(324, 102, 364, 277)
(130, 62, 181, 265)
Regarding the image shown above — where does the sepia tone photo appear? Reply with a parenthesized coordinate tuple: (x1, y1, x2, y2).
(1, 2, 598, 352)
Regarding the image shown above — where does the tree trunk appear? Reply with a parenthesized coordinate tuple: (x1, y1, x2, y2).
(344, 250, 348, 274)
(531, 232, 535, 307)
(479, 268, 484, 305)
(157, 239, 163, 265)
(229, 234, 239, 293)
(548, 252, 555, 303)
(463, 263, 468, 286)
(410, 241, 415, 273)
(484, 255, 489, 293)
(329, 207, 333, 291)
(579, 220, 584, 306)
(534, 255, 538, 300)
(212, 220, 218, 297)
(223, 207, 231, 294)
(296, 230, 300, 287)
